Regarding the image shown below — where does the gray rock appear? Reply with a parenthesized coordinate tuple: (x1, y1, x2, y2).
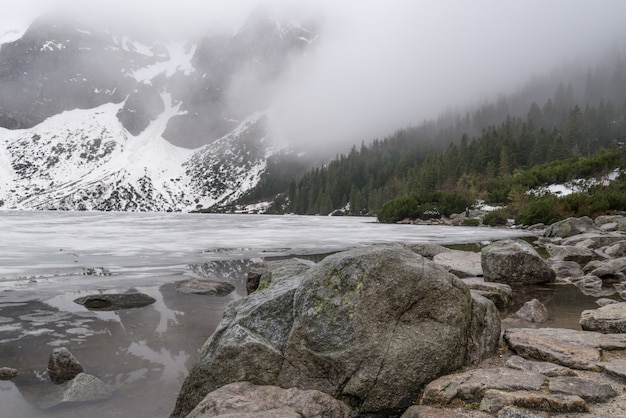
(599, 222, 619, 232)
(512, 299, 548, 323)
(74, 292, 156, 310)
(503, 328, 626, 370)
(602, 240, 626, 258)
(505, 355, 577, 377)
(0, 367, 19, 380)
(580, 302, 626, 333)
(40, 373, 113, 409)
(548, 260, 584, 281)
(561, 232, 626, 249)
(403, 242, 451, 259)
(595, 215, 626, 227)
(574, 275, 616, 297)
(463, 278, 512, 308)
(481, 240, 555, 285)
(548, 376, 617, 402)
(467, 292, 501, 365)
(433, 250, 482, 278)
(47, 347, 84, 384)
(172, 245, 484, 417)
(545, 243, 595, 264)
(175, 278, 235, 296)
(401, 405, 492, 417)
(596, 298, 619, 306)
(588, 256, 626, 280)
(544, 216, 596, 238)
(498, 406, 550, 418)
(185, 381, 353, 418)
(246, 258, 315, 294)
(479, 389, 588, 414)
(597, 359, 626, 381)
(421, 368, 546, 405)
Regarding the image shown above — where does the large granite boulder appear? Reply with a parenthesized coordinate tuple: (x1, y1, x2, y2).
(544, 216, 596, 238)
(481, 240, 555, 285)
(172, 245, 496, 417)
(185, 381, 353, 418)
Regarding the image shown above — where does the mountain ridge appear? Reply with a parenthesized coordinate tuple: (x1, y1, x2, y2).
(0, 10, 315, 211)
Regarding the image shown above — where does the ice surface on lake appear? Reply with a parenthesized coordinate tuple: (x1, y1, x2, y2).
(0, 211, 530, 288)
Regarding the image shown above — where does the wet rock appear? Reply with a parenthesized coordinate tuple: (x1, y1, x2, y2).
(463, 278, 512, 308)
(544, 216, 596, 238)
(433, 250, 482, 278)
(40, 373, 113, 409)
(47, 347, 84, 384)
(503, 328, 626, 370)
(0, 367, 19, 380)
(246, 258, 315, 294)
(505, 355, 577, 377)
(512, 299, 548, 323)
(175, 278, 235, 296)
(74, 292, 156, 310)
(580, 302, 626, 333)
(548, 376, 617, 402)
(481, 240, 555, 285)
(185, 381, 353, 418)
(545, 243, 595, 265)
(479, 389, 588, 414)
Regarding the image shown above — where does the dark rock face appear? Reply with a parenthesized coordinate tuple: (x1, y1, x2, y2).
(117, 82, 165, 135)
(74, 293, 156, 310)
(0, 16, 161, 129)
(171, 245, 498, 417)
(47, 347, 84, 384)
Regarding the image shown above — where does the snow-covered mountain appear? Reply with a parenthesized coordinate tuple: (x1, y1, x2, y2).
(0, 9, 315, 211)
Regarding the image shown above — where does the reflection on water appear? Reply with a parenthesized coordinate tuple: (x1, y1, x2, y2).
(0, 262, 248, 418)
(501, 282, 622, 330)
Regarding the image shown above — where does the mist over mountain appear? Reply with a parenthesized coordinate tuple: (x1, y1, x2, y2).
(0, 6, 316, 211)
(1, 1, 626, 212)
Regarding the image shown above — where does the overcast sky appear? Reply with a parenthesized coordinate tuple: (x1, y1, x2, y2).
(2, 0, 626, 151)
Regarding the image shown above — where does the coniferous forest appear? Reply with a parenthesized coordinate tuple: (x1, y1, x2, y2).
(233, 48, 626, 224)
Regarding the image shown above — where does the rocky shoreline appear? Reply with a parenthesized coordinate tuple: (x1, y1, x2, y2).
(169, 214, 626, 417)
(3, 214, 626, 417)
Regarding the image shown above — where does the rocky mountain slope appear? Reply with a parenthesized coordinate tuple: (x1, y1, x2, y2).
(0, 9, 315, 211)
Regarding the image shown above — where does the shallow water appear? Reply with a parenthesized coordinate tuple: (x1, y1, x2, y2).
(0, 211, 540, 417)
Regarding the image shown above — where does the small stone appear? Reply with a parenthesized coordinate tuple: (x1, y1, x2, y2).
(48, 347, 84, 384)
(0, 367, 19, 380)
(512, 299, 548, 323)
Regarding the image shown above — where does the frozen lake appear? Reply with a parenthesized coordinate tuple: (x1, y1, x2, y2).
(0, 211, 531, 418)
